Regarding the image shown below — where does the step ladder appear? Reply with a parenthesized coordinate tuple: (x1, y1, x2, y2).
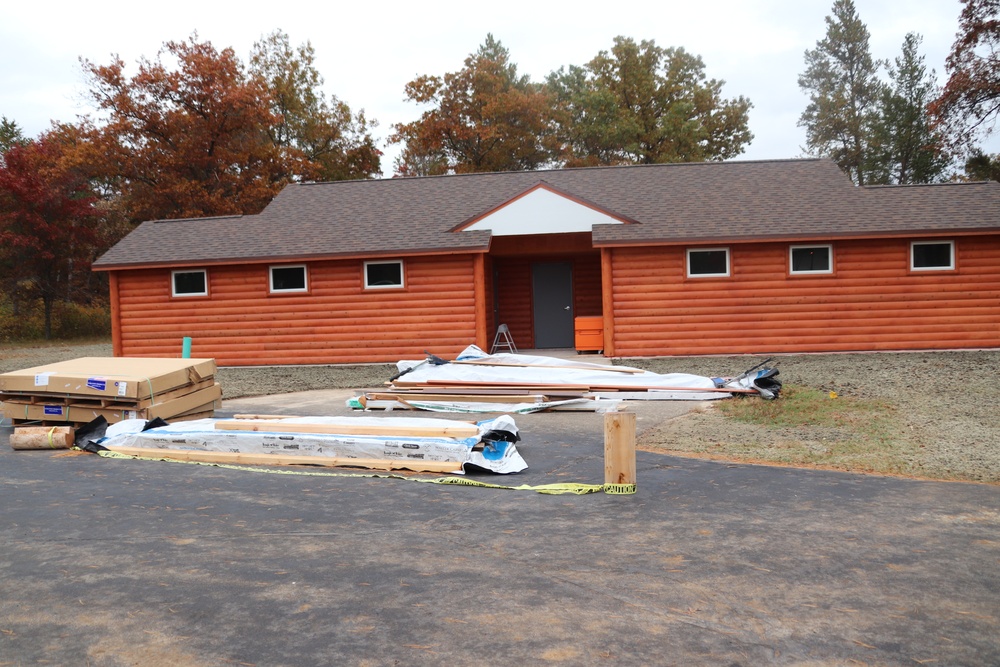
(490, 323, 517, 354)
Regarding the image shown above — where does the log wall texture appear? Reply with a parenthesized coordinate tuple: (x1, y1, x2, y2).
(113, 255, 479, 365)
(607, 236, 1000, 356)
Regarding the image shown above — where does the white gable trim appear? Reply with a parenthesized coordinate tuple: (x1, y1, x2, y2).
(461, 186, 626, 236)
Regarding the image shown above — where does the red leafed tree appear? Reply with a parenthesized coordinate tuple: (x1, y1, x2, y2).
(0, 133, 106, 338)
(82, 36, 287, 223)
(930, 0, 1000, 151)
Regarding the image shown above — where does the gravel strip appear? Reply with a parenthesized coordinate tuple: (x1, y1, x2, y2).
(2, 342, 997, 482)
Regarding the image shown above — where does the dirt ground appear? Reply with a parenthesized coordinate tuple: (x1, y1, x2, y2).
(628, 350, 1000, 483)
(2, 343, 998, 482)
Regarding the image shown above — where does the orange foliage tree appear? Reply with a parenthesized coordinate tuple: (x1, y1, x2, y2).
(82, 33, 381, 224)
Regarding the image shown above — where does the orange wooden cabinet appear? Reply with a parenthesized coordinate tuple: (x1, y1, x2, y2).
(575, 316, 605, 352)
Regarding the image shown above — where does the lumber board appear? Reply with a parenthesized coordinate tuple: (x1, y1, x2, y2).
(396, 379, 594, 391)
(213, 420, 480, 438)
(367, 392, 545, 404)
(385, 386, 588, 397)
(587, 384, 756, 394)
(450, 358, 643, 374)
(233, 413, 300, 420)
(395, 378, 753, 393)
(103, 446, 464, 473)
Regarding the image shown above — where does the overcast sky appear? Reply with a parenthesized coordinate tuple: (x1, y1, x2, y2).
(2, 0, 994, 175)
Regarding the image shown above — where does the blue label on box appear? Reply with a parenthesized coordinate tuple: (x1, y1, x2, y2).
(86, 377, 107, 391)
(44, 405, 64, 416)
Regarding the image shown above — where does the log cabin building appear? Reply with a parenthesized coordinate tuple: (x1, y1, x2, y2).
(93, 159, 1000, 366)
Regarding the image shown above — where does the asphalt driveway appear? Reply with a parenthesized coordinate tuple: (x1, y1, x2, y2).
(1, 392, 997, 666)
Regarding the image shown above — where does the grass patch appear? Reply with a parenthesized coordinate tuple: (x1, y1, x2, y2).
(646, 384, 918, 476)
(718, 384, 890, 430)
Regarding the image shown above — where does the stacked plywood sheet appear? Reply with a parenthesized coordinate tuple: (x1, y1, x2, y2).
(0, 357, 219, 426)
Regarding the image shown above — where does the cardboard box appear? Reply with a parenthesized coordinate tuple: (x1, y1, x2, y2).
(3, 383, 222, 424)
(0, 357, 216, 401)
(1, 377, 217, 409)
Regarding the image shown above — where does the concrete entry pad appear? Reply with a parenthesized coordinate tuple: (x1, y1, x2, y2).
(1, 392, 998, 666)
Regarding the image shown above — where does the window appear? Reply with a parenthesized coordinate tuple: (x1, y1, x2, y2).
(790, 245, 833, 275)
(364, 260, 404, 289)
(172, 269, 207, 297)
(269, 265, 308, 293)
(911, 241, 954, 271)
(686, 248, 730, 278)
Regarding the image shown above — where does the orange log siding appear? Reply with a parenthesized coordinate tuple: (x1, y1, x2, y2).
(607, 236, 1000, 356)
(494, 258, 535, 349)
(113, 255, 480, 366)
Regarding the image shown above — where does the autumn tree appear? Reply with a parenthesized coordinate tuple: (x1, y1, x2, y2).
(798, 0, 885, 185)
(549, 37, 753, 165)
(871, 33, 950, 184)
(82, 36, 285, 223)
(390, 35, 557, 175)
(930, 0, 1000, 151)
(249, 30, 381, 181)
(82, 34, 381, 224)
(0, 132, 107, 338)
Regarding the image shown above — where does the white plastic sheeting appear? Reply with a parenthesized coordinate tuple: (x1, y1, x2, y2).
(99, 415, 527, 474)
(394, 345, 730, 400)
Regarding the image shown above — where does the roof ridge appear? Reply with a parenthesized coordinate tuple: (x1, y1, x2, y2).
(296, 157, 828, 187)
(864, 180, 998, 190)
(153, 214, 245, 224)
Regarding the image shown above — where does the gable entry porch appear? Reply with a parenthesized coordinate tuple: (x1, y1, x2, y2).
(484, 232, 604, 352)
(459, 183, 627, 355)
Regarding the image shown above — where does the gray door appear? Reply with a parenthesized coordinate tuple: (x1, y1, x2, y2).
(532, 262, 574, 348)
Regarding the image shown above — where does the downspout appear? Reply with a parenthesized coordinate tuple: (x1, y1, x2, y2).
(473, 253, 488, 351)
(109, 271, 123, 357)
(600, 247, 616, 357)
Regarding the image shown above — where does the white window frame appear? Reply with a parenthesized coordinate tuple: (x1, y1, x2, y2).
(364, 260, 405, 289)
(789, 244, 833, 275)
(686, 247, 730, 278)
(910, 240, 955, 271)
(269, 264, 309, 294)
(171, 269, 208, 297)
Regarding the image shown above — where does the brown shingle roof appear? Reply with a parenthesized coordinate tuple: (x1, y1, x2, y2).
(93, 159, 1000, 269)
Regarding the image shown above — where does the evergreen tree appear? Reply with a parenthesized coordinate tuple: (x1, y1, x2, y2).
(0, 116, 28, 162)
(798, 0, 884, 185)
(872, 33, 950, 184)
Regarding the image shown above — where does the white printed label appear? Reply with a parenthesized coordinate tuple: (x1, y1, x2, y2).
(34, 372, 54, 387)
(117, 382, 128, 397)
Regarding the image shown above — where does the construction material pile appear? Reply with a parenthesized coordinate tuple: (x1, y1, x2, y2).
(352, 345, 780, 413)
(0, 357, 220, 426)
(81, 414, 526, 474)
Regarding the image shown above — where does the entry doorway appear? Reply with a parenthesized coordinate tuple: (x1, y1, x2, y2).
(532, 262, 574, 348)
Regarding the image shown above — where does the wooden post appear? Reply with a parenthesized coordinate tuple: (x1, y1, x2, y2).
(604, 410, 636, 494)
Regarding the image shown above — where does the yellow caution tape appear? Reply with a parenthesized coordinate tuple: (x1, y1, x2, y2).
(603, 483, 637, 495)
(89, 449, 624, 495)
